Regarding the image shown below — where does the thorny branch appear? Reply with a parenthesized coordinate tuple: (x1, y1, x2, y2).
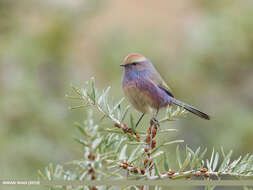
(39, 78, 253, 190)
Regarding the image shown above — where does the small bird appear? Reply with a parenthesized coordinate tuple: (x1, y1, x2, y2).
(121, 53, 210, 127)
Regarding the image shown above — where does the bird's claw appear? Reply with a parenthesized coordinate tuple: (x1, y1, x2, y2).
(150, 118, 160, 127)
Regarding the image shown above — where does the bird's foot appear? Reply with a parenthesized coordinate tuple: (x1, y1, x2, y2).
(150, 117, 160, 127)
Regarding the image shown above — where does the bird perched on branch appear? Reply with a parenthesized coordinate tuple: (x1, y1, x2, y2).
(121, 53, 210, 128)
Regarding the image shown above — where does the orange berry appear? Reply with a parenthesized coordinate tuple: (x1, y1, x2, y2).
(135, 133, 140, 141)
(114, 123, 121, 128)
(144, 159, 149, 166)
(151, 139, 156, 149)
(204, 173, 210, 178)
(169, 170, 175, 175)
(133, 167, 139, 174)
(146, 135, 151, 143)
(194, 172, 201, 177)
(123, 164, 127, 169)
(151, 128, 157, 137)
(88, 168, 94, 174)
(91, 174, 96, 180)
(200, 168, 208, 173)
(148, 128, 151, 134)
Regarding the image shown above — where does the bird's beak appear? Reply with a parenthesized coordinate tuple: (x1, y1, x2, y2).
(120, 63, 127, 67)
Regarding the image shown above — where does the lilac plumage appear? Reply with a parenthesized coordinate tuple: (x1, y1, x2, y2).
(122, 66, 170, 114)
(120, 53, 210, 127)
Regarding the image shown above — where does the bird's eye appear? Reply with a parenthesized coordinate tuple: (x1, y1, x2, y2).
(132, 62, 137, 66)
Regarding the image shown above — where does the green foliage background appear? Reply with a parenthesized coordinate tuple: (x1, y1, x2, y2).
(0, 0, 253, 189)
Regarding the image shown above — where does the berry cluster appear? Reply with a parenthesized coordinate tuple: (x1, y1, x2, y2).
(114, 123, 140, 141)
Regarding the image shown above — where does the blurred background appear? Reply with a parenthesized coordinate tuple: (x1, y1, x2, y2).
(0, 0, 253, 188)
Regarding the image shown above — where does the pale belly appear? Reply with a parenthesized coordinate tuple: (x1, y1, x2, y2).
(122, 81, 169, 114)
(123, 84, 154, 113)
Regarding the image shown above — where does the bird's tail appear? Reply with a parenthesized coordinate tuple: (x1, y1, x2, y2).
(170, 97, 210, 120)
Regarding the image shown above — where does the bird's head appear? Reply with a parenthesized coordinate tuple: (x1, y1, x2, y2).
(120, 53, 150, 72)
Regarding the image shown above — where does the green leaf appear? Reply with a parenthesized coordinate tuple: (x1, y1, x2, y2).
(195, 147, 201, 156)
(130, 114, 135, 133)
(69, 105, 88, 110)
(186, 147, 197, 170)
(218, 150, 233, 172)
(199, 147, 207, 161)
(210, 148, 215, 169)
(73, 137, 88, 147)
(212, 152, 219, 171)
(151, 140, 184, 155)
(112, 98, 125, 113)
(221, 146, 226, 158)
(128, 145, 142, 163)
(198, 147, 207, 168)
(71, 85, 82, 97)
(117, 105, 121, 121)
(163, 140, 184, 146)
(101, 86, 111, 112)
(159, 129, 178, 133)
(151, 151, 164, 160)
(98, 94, 103, 105)
(115, 138, 126, 152)
(46, 163, 54, 180)
(163, 152, 169, 171)
(126, 133, 139, 142)
(90, 77, 96, 103)
(127, 141, 146, 145)
(121, 105, 130, 123)
(92, 137, 103, 150)
(181, 152, 191, 170)
(207, 148, 214, 171)
(237, 163, 248, 174)
(74, 122, 88, 137)
(234, 154, 249, 173)
(186, 146, 195, 156)
(54, 165, 63, 178)
(119, 144, 128, 160)
(229, 156, 241, 172)
(154, 162, 161, 178)
(176, 145, 182, 169)
(38, 170, 47, 180)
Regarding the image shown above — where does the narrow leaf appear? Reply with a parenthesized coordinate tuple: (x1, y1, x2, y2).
(176, 145, 182, 169)
(90, 77, 96, 103)
(73, 137, 88, 147)
(74, 122, 88, 137)
(212, 152, 219, 171)
(163, 153, 169, 171)
(181, 152, 191, 170)
(121, 105, 130, 123)
(119, 144, 128, 160)
(218, 150, 233, 172)
(229, 156, 241, 172)
(92, 137, 103, 150)
(112, 98, 125, 113)
(128, 145, 142, 163)
(154, 162, 161, 178)
(130, 114, 135, 130)
(151, 151, 164, 160)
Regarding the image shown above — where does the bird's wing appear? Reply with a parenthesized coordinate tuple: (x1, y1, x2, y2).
(148, 68, 174, 97)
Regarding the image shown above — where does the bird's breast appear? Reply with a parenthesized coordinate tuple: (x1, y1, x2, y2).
(122, 78, 169, 113)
